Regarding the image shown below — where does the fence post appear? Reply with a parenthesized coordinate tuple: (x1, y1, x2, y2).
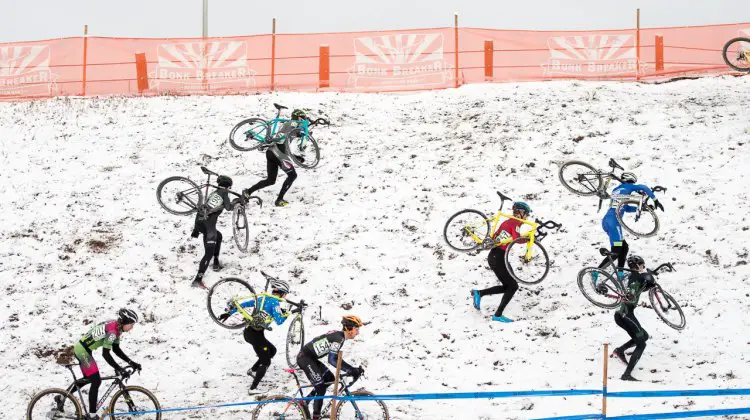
(319, 45, 330, 89)
(602, 343, 609, 418)
(135, 52, 149, 93)
(655, 35, 664, 72)
(82, 25, 88, 96)
(330, 351, 344, 420)
(636, 8, 641, 81)
(454, 12, 459, 88)
(484, 40, 493, 81)
(271, 17, 276, 91)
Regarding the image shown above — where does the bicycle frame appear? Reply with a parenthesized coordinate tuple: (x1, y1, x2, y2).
(275, 369, 363, 419)
(62, 364, 131, 415)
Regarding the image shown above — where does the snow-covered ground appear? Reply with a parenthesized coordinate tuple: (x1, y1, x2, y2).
(1, 77, 750, 419)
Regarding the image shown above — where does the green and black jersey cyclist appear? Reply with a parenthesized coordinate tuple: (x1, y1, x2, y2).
(62, 309, 141, 420)
(297, 315, 366, 420)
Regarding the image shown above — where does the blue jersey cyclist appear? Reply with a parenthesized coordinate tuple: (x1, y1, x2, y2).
(220, 277, 292, 391)
(599, 172, 664, 276)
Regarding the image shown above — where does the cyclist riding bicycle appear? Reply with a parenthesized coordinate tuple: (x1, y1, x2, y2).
(219, 277, 292, 391)
(471, 201, 532, 323)
(598, 172, 664, 277)
(297, 315, 366, 420)
(191, 174, 237, 289)
(242, 109, 309, 208)
(63, 308, 141, 420)
(612, 255, 654, 381)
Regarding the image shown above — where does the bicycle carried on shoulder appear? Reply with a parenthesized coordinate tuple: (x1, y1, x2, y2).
(156, 165, 262, 252)
(253, 369, 389, 420)
(577, 247, 686, 330)
(443, 191, 562, 285)
(26, 364, 160, 419)
(559, 158, 666, 237)
(206, 271, 309, 369)
(228, 103, 329, 169)
(722, 36, 750, 73)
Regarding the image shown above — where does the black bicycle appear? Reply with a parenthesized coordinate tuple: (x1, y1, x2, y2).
(253, 370, 389, 420)
(722, 37, 750, 73)
(577, 247, 686, 330)
(156, 166, 262, 251)
(26, 364, 160, 419)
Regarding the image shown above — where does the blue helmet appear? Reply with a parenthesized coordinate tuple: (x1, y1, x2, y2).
(512, 201, 532, 214)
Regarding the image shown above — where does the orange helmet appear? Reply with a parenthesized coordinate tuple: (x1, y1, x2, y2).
(342, 315, 363, 329)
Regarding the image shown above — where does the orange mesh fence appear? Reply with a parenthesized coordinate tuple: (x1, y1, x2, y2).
(0, 22, 748, 100)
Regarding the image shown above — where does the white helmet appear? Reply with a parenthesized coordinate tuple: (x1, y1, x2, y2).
(270, 278, 290, 294)
(621, 172, 637, 183)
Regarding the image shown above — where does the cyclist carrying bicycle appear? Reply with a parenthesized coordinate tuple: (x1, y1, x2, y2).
(612, 255, 654, 381)
(471, 201, 532, 323)
(191, 174, 237, 288)
(64, 308, 141, 420)
(242, 109, 309, 208)
(599, 172, 664, 277)
(297, 315, 366, 420)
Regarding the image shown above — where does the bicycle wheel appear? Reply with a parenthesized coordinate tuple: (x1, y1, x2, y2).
(722, 37, 750, 73)
(443, 209, 491, 252)
(253, 395, 308, 420)
(287, 129, 321, 169)
(558, 161, 603, 196)
(229, 118, 270, 152)
(286, 315, 305, 369)
(615, 200, 659, 237)
(156, 176, 203, 216)
(233, 204, 249, 252)
(207, 277, 257, 329)
(26, 388, 83, 420)
(577, 268, 625, 309)
(108, 386, 161, 420)
(504, 238, 550, 285)
(336, 390, 390, 420)
(649, 287, 686, 330)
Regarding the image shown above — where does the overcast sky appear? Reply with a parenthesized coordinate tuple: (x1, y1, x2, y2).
(1, 0, 747, 42)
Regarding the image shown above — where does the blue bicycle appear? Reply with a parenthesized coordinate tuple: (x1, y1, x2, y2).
(228, 103, 328, 169)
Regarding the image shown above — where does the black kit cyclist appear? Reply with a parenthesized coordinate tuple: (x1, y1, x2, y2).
(191, 174, 235, 288)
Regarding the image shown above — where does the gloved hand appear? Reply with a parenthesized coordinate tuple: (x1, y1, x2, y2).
(281, 309, 291, 318)
(218, 312, 230, 322)
(242, 189, 252, 201)
(116, 367, 130, 379)
(654, 199, 664, 212)
(190, 229, 199, 238)
(353, 366, 365, 379)
(129, 361, 142, 372)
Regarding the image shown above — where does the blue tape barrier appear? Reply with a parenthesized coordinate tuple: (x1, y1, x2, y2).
(533, 414, 604, 420)
(607, 388, 750, 398)
(605, 406, 750, 419)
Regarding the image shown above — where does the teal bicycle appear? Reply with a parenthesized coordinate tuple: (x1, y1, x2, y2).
(228, 103, 328, 169)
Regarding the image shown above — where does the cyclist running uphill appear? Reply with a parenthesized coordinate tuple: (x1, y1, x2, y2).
(242, 109, 310, 207)
(220, 277, 292, 391)
(297, 315, 366, 420)
(612, 255, 654, 381)
(191, 174, 236, 289)
(471, 201, 532, 323)
(599, 172, 664, 278)
(63, 308, 141, 420)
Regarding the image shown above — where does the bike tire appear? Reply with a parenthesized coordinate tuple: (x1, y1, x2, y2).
(722, 37, 750, 73)
(156, 176, 203, 216)
(649, 287, 686, 330)
(207, 277, 257, 330)
(286, 315, 305, 369)
(108, 385, 161, 420)
(577, 267, 625, 309)
(229, 118, 270, 152)
(233, 204, 249, 252)
(26, 388, 83, 420)
(558, 161, 603, 196)
(253, 395, 308, 420)
(287, 129, 321, 169)
(504, 237, 550, 285)
(443, 209, 491, 252)
(335, 390, 390, 420)
(615, 199, 659, 237)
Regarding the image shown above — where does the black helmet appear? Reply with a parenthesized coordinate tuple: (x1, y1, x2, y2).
(117, 308, 139, 325)
(217, 175, 233, 188)
(291, 109, 307, 121)
(627, 254, 645, 269)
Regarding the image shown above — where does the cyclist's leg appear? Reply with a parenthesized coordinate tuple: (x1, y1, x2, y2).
(212, 230, 223, 267)
(614, 312, 636, 351)
(245, 149, 280, 195)
(298, 353, 331, 417)
(244, 328, 275, 389)
(493, 249, 518, 318)
(622, 314, 648, 377)
(195, 216, 218, 283)
(478, 248, 506, 297)
(276, 159, 297, 204)
(73, 344, 102, 413)
(600, 216, 626, 274)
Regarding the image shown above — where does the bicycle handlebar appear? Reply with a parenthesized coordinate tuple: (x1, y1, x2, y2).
(534, 219, 562, 242)
(311, 117, 330, 126)
(652, 262, 676, 274)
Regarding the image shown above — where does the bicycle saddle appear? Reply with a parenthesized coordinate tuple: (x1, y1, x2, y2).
(496, 191, 512, 202)
(201, 166, 218, 176)
(608, 158, 623, 170)
(273, 103, 288, 110)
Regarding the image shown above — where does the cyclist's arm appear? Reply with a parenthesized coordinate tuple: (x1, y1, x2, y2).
(327, 351, 357, 374)
(112, 343, 133, 364)
(221, 190, 233, 211)
(227, 299, 256, 315)
(270, 302, 289, 326)
(633, 184, 657, 199)
(102, 348, 123, 371)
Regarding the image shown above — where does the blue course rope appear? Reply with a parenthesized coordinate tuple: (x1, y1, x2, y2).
(607, 388, 750, 398)
(605, 406, 750, 419)
(533, 414, 604, 420)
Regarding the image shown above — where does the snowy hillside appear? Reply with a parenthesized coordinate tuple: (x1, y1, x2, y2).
(1, 76, 750, 419)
